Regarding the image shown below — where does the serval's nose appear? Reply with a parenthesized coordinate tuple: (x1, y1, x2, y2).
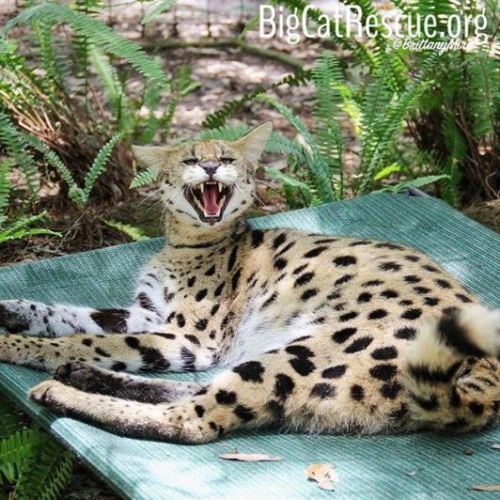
(199, 159, 220, 176)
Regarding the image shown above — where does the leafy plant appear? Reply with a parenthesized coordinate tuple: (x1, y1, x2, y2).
(0, 394, 74, 499)
(0, 0, 194, 209)
(0, 160, 59, 244)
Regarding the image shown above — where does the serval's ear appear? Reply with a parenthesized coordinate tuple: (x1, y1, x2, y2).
(132, 145, 177, 173)
(233, 122, 272, 164)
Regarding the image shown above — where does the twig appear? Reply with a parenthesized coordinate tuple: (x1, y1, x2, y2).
(140, 38, 305, 71)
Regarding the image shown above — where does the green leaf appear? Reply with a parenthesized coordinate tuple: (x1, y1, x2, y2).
(373, 163, 402, 181)
(82, 132, 123, 203)
(142, 0, 177, 24)
(105, 220, 150, 241)
(265, 167, 312, 193)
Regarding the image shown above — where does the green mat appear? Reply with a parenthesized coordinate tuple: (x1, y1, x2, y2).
(0, 193, 499, 499)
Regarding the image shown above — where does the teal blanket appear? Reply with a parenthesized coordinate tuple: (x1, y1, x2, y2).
(0, 193, 499, 499)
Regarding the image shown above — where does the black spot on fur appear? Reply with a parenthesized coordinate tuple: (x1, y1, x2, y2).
(401, 308, 422, 320)
(91, 309, 130, 333)
(409, 361, 461, 384)
(136, 293, 157, 312)
(251, 230, 265, 248)
(350, 385, 364, 401)
(370, 364, 397, 381)
(372, 346, 398, 360)
(435, 279, 451, 289)
(335, 274, 353, 286)
(349, 240, 371, 247)
(194, 405, 205, 417)
(468, 401, 484, 415)
(303, 246, 328, 258)
(380, 290, 398, 299)
(438, 310, 486, 357)
(322, 364, 347, 379)
(82, 338, 93, 347)
(301, 288, 318, 301)
(125, 336, 140, 349)
(195, 289, 208, 301)
(215, 390, 237, 405)
(310, 383, 336, 399)
(141, 348, 170, 370)
(375, 242, 404, 250)
(272, 232, 287, 250)
(176, 314, 186, 328)
(205, 265, 216, 276)
(232, 268, 242, 290)
(214, 282, 225, 297)
(180, 347, 196, 371)
(332, 327, 357, 344)
(286, 345, 314, 358)
(394, 326, 416, 339)
(262, 292, 278, 309)
(411, 394, 439, 411)
(112, 362, 127, 371)
(379, 262, 401, 272)
(368, 309, 388, 320)
(289, 357, 315, 376)
(294, 272, 315, 287)
(227, 246, 238, 271)
(187, 276, 196, 287)
(339, 311, 358, 322)
(344, 336, 373, 353)
(233, 361, 265, 383)
(292, 264, 308, 275)
(456, 293, 472, 303)
(233, 405, 255, 422)
(380, 381, 402, 399)
(333, 255, 357, 266)
(164, 288, 175, 302)
(95, 347, 111, 358)
(357, 292, 372, 303)
(274, 258, 287, 270)
(185, 334, 201, 346)
(404, 275, 421, 283)
(424, 297, 440, 306)
(362, 279, 383, 287)
(422, 264, 439, 273)
(274, 373, 295, 399)
(414, 286, 431, 295)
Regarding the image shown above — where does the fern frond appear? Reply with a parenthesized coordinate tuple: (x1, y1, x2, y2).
(0, 111, 39, 201)
(82, 132, 123, 202)
(130, 168, 156, 188)
(312, 51, 344, 197)
(3, 3, 168, 87)
(468, 53, 498, 138)
(0, 428, 44, 483)
(142, 0, 177, 24)
(259, 94, 336, 202)
(0, 161, 11, 217)
(14, 431, 74, 500)
(0, 395, 24, 439)
(202, 68, 310, 129)
(105, 220, 150, 241)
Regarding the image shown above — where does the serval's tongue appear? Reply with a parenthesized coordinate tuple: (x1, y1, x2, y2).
(202, 184, 219, 215)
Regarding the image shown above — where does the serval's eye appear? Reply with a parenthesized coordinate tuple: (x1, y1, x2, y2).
(220, 157, 235, 164)
(183, 158, 198, 166)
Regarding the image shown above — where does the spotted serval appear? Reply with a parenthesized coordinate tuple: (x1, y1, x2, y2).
(0, 123, 498, 443)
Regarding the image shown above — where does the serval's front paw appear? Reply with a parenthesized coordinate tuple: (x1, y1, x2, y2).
(29, 380, 73, 413)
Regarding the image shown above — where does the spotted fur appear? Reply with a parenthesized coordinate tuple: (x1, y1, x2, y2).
(1, 123, 499, 443)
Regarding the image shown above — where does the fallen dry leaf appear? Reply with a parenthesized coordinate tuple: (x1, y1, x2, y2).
(305, 463, 338, 491)
(491, 444, 500, 450)
(219, 452, 282, 462)
(471, 484, 500, 492)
